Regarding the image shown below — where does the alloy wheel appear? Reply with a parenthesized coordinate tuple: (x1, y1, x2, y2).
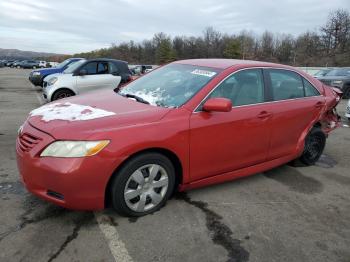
(124, 164, 169, 212)
(57, 93, 71, 99)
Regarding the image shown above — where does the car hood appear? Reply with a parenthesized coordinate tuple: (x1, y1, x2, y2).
(32, 67, 63, 75)
(27, 90, 171, 140)
(44, 72, 72, 82)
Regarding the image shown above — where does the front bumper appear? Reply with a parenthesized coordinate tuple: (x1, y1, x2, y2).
(29, 74, 43, 86)
(16, 121, 120, 210)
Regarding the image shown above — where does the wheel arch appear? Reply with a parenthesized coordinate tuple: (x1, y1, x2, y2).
(295, 120, 324, 157)
(104, 147, 184, 208)
(51, 88, 76, 101)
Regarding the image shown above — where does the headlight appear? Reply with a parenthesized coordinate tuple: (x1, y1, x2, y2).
(18, 125, 23, 135)
(48, 77, 58, 86)
(332, 80, 343, 85)
(40, 140, 110, 157)
(33, 72, 41, 76)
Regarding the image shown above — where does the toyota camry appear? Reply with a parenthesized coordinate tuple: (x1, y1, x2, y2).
(16, 59, 342, 216)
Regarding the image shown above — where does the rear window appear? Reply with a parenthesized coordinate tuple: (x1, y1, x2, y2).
(268, 69, 304, 100)
(303, 79, 320, 97)
(267, 69, 320, 100)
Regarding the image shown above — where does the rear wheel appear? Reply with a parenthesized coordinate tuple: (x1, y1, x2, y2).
(51, 89, 75, 101)
(299, 127, 326, 165)
(110, 153, 175, 217)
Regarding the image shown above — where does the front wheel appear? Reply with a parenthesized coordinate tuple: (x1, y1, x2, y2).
(299, 127, 326, 165)
(110, 153, 175, 217)
(51, 89, 75, 101)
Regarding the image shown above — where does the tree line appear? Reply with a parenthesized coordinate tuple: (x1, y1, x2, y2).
(64, 9, 350, 66)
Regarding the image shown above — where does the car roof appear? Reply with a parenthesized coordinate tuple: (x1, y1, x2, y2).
(174, 58, 293, 70)
(79, 58, 128, 64)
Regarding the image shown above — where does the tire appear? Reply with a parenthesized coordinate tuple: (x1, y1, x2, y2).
(51, 89, 75, 101)
(342, 86, 350, 99)
(110, 153, 176, 217)
(299, 127, 326, 165)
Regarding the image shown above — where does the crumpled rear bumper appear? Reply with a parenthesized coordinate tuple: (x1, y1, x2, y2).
(320, 86, 343, 133)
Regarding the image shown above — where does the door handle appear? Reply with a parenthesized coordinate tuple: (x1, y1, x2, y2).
(257, 111, 272, 119)
(314, 102, 324, 108)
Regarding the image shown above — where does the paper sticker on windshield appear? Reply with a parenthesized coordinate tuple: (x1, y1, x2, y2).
(191, 69, 216, 78)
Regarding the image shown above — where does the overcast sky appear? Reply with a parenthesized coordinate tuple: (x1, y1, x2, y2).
(0, 0, 348, 54)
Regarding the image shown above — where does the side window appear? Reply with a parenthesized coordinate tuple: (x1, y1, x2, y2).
(97, 62, 109, 74)
(268, 69, 304, 101)
(208, 69, 264, 106)
(303, 79, 320, 97)
(81, 62, 97, 75)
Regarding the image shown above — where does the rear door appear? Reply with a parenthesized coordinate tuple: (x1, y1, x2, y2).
(263, 69, 325, 160)
(76, 61, 119, 93)
(189, 68, 272, 181)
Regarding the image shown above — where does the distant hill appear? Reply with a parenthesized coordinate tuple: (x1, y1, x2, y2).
(0, 48, 65, 60)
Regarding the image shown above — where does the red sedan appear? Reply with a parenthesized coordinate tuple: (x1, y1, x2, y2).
(16, 59, 342, 216)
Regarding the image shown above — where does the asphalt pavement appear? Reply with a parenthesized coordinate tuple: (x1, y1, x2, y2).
(0, 68, 349, 262)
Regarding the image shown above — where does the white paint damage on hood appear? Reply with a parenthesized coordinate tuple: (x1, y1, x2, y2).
(29, 102, 116, 122)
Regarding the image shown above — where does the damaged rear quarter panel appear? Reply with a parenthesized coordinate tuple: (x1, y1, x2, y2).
(320, 85, 343, 133)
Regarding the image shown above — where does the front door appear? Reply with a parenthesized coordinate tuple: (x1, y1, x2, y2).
(76, 61, 117, 93)
(189, 68, 272, 182)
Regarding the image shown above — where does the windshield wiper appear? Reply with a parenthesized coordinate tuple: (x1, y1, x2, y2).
(119, 93, 150, 104)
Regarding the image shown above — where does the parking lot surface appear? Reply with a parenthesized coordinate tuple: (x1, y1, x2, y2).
(0, 68, 349, 262)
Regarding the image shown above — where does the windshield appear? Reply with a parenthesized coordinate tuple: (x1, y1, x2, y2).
(57, 59, 76, 69)
(315, 69, 331, 76)
(64, 59, 86, 74)
(119, 64, 221, 107)
(327, 69, 350, 76)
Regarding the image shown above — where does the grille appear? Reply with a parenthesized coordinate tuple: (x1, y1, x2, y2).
(18, 133, 41, 152)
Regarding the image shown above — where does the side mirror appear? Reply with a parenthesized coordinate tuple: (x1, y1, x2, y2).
(202, 98, 232, 112)
(78, 69, 87, 76)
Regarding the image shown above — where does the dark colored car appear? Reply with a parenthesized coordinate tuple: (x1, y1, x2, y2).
(12, 60, 23, 68)
(28, 58, 83, 87)
(5, 60, 14, 67)
(313, 68, 333, 78)
(317, 68, 350, 98)
(20, 60, 40, 69)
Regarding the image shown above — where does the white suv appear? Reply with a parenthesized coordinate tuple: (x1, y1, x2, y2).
(43, 59, 131, 101)
(39, 61, 47, 68)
